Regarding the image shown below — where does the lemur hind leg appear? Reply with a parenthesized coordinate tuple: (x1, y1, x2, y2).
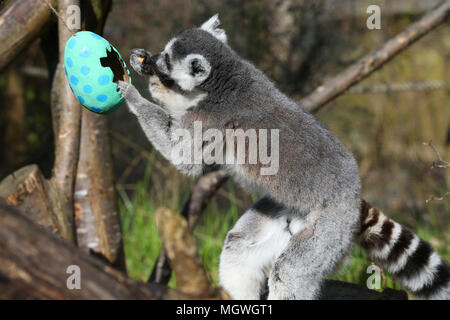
(268, 204, 360, 300)
(219, 197, 293, 300)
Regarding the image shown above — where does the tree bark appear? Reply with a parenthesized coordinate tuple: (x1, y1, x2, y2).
(155, 207, 228, 299)
(0, 165, 59, 234)
(46, 0, 82, 243)
(149, 170, 229, 284)
(0, 200, 184, 300)
(73, 0, 125, 269)
(298, 0, 450, 112)
(0, 0, 58, 72)
(4, 65, 26, 167)
(75, 111, 125, 269)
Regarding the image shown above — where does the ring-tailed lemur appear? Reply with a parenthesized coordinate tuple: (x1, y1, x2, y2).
(117, 15, 450, 300)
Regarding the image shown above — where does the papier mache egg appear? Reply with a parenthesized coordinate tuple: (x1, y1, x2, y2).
(64, 31, 131, 114)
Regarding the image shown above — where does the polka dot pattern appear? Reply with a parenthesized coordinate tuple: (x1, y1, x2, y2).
(81, 65, 90, 75)
(98, 74, 110, 86)
(64, 31, 131, 113)
(70, 75, 79, 85)
(83, 85, 93, 94)
(90, 33, 103, 40)
(91, 106, 102, 113)
(66, 57, 73, 68)
(68, 38, 76, 49)
(96, 94, 108, 102)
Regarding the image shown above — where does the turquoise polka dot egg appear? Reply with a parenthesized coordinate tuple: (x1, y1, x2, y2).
(64, 31, 131, 114)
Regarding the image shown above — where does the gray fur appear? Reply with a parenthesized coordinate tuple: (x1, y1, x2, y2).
(117, 80, 203, 176)
(120, 15, 361, 299)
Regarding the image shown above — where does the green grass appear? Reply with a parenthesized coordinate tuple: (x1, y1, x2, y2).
(118, 162, 450, 294)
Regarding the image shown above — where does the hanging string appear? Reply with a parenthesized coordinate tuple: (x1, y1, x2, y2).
(42, 0, 77, 36)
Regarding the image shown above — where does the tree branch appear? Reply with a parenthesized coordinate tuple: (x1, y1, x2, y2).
(183, 170, 230, 228)
(0, 0, 58, 72)
(48, 0, 82, 243)
(149, 170, 229, 284)
(298, 0, 450, 112)
(155, 207, 230, 299)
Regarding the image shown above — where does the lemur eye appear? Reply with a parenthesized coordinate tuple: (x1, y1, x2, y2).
(164, 53, 171, 71)
(191, 59, 204, 75)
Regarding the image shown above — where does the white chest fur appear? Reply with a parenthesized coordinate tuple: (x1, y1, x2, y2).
(148, 75, 207, 120)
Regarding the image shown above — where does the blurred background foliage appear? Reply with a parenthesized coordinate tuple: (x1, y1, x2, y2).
(0, 0, 449, 292)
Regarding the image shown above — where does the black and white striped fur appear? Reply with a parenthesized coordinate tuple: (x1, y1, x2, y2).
(359, 201, 450, 299)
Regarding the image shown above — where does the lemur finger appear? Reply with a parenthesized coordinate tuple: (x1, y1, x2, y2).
(116, 80, 131, 97)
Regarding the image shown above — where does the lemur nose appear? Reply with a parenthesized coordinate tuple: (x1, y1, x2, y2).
(149, 53, 160, 66)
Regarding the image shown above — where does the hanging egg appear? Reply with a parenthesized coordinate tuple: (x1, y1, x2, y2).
(64, 31, 131, 114)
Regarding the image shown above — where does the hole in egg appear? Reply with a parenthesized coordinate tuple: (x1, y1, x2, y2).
(100, 47, 129, 90)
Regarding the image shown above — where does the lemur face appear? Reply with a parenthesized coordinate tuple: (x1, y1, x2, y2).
(129, 15, 227, 118)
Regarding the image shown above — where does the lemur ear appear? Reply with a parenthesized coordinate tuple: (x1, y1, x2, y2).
(200, 14, 227, 43)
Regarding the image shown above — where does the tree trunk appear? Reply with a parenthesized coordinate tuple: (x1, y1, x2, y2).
(73, 0, 125, 269)
(4, 66, 26, 167)
(47, 0, 82, 243)
(75, 111, 125, 269)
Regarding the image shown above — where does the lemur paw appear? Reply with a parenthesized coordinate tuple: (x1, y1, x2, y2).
(117, 80, 132, 97)
(116, 81, 144, 115)
(117, 81, 141, 104)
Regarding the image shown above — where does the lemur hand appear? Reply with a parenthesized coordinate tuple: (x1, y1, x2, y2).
(117, 81, 142, 106)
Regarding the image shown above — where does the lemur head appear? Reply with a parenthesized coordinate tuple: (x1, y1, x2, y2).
(129, 15, 238, 117)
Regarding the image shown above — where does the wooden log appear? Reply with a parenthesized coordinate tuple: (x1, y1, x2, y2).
(320, 280, 408, 300)
(0, 200, 184, 300)
(155, 207, 229, 299)
(0, 0, 57, 72)
(0, 164, 60, 234)
(0, 198, 407, 300)
(149, 170, 229, 284)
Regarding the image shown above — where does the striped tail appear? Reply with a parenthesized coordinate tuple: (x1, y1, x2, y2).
(357, 200, 450, 300)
